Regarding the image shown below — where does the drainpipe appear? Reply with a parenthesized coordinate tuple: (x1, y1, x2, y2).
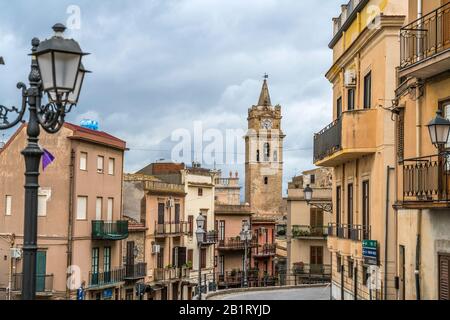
(414, 0, 423, 301)
(385, 166, 394, 300)
(66, 149, 75, 299)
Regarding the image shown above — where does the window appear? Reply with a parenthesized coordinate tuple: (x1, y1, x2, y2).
(439, 254, 450, 300)
(264, 177, 268, 185)
(97, 156, 104, 173)
(336, 186, 341, 226)
(256, 150, 260, 162)
(348, 88, 355, 111)
(80, 152, 87, 171)
(348, 258, 354, 279)
(273, 150, 278, 162)
(77, 196, 87, 220)
(337, 97, 342, 118)
(108, 158, 115, 175)
(188, 215, 194, 235)
(107, 198, 114, 221)
(96, 197, 103, 221)
(362, 181, 370, 240)
(348, 184, 354, 238)
(263, 143, 270, 161)
(187, 249, 194, 268)
(92, 248, 99, 274)
(219, 255, 225, 275)
(157, 247, 164, 269)
(218, 221, 225, 241)
(158, 203, 165, 224)
(5, 195, 12, 216)
(200, 248, 207, 269)
(175, 203, 180, 224)
(198, 188, 203, 197)
(310, 174, 316, 185)
(104, 247, 111, 273)
(364, 72, 372, 109)
(363, 266, 369, 286)
(337, 254, 342, 273)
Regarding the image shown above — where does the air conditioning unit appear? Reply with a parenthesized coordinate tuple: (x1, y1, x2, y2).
(344, 70, 356, 87)
(152, 244, 161, 254)
(10, 248, 22, 259)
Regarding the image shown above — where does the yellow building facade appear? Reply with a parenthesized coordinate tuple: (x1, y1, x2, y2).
(394, 0, 450, 300)
(314, 0, 407, 300)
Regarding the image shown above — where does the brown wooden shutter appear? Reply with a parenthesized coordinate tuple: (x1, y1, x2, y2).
(397, 108, 405, 162)
(187, 249, 193, 267)
(439, 254, 450, 300)
(188, 215, 194, 235)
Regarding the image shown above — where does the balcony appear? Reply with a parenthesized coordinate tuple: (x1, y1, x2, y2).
(124, 263, 147, 280)
(253, 244, 276, 258)
(154, 267, 189, 282)
(314, 109, 377, 167)
(400, 3, 450, 79)
(200, 231, 218, 246)
(401, 155, 450, 208)
(89, 267, 125, 288)
(155, 221, 189, 237)
(292, 225, 328, 239)
(327, 223, 370, 241)
(292, 263, 332, 278)
(217, 237, 258, 251)
(11, 274, 54, 295)
(91, 221, 128, 241)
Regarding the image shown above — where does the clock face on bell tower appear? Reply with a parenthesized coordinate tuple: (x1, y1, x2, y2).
(244, 78, 285, 217)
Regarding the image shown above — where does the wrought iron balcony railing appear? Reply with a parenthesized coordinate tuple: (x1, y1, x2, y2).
(217, 237, 258, 250)
(314, 118, 342, 163)
(402, 154, 450, 203)
(328, 223, 370, 241)
(400, 2, 450, 70)
(124, 263, 147, 280)
(91, 220, 129, 240)
(200, 231, 218, 246)
(89, 267, 125, 287)
(292, 225, 328, 238)
(154, 267, 190, 281)
(155, 221, 189, 236)
(12, 274, 54, 293)
(253, 244, 276, 258)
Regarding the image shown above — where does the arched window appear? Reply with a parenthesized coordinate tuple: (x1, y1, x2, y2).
(264, 177, 269, 185)
(256, 150, 260, 162)
(273, 150, 278, 162)
(263, 143, 270, 161)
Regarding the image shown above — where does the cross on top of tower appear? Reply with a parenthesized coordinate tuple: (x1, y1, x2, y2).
(258, 74, 272, 107)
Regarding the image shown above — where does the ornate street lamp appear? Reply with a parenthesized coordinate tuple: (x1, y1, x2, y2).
(0, 56, 4, 65)
(303, 184, 333, 213)
(0, 23, 88, 300)
(195, 214, 206, 300)
(240, 220, 252, 288)
(427, 110, 450, 150)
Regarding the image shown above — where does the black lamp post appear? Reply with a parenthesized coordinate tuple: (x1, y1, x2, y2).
(195, 214, 206, 300)
(240, 220, 252, 288)
(0, 23, 88, 300)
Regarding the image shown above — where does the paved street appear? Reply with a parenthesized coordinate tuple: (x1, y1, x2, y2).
(211, 286, 331, 300)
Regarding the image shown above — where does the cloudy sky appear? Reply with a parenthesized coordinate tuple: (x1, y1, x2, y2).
(0, 0, 343, 196)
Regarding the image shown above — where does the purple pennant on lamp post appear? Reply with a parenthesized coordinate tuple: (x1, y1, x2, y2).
(42, 149, 55, 171)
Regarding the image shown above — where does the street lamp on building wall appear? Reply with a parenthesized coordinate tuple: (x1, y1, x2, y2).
(303, 184, 333, 213)
(427, 110, 450, 150)
(240, 220, 252, 288)
(0, 24, 88, 300)
(195, 214, 206, 300)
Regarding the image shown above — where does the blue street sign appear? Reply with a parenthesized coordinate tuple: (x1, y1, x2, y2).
(363, 248, 377, 258)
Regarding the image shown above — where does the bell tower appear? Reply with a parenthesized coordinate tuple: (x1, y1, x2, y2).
(244, 76, 284, 216)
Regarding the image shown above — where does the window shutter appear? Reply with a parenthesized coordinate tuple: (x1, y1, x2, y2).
(439, 254, 450, 300)
(397, 109, 405, 162)
(178, 247, 187, 267)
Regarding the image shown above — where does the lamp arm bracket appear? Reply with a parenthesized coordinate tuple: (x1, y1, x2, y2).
(0, 82, 28, 130)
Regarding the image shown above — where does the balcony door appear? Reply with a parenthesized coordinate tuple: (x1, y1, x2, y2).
(104, 247, 111, 283)
(347, 184, 354, 238)
(36, 251, 47, 292)
(158, 203, 165, 225)
(310, 208, 323, 236)
(310, 247, 323, 274)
